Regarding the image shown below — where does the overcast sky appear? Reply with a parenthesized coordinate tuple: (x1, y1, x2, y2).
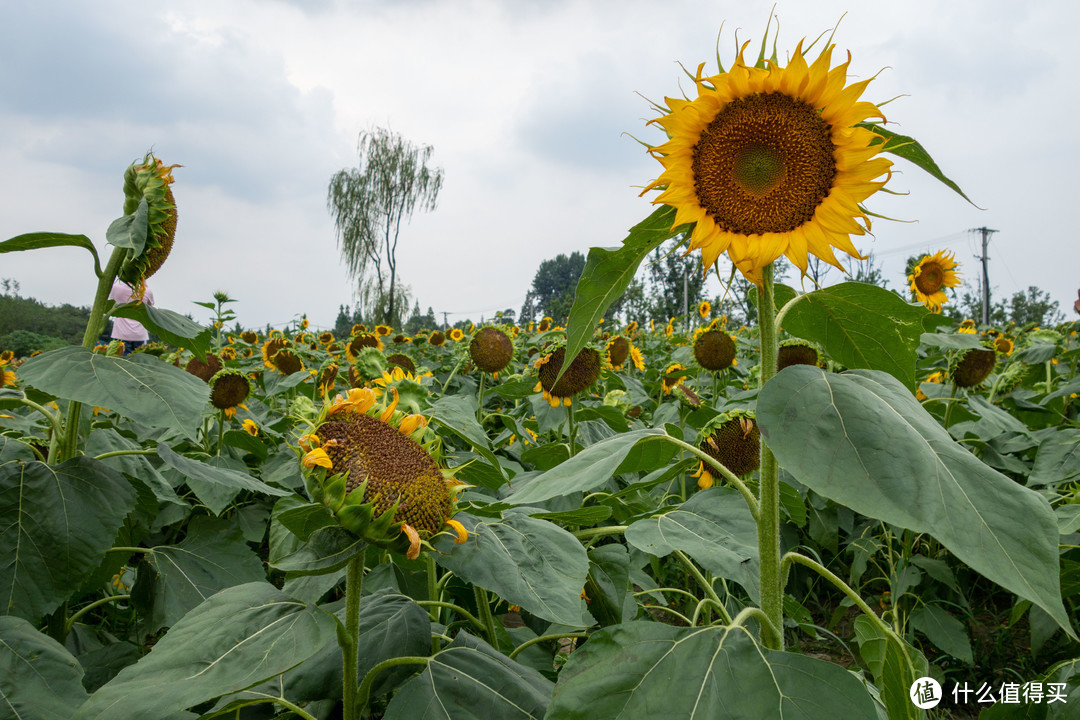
(2, 0, 1076, 331)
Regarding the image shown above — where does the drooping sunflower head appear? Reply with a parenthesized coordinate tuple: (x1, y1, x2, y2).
(605, 336, 632, 370)
(428, 331, 446, 347)
(271, 348, 304, 376)
(693, 410, 761, 489)
(317, 363, 339, 396)
(908, 250, 961, 312)
(643, 32, 893, 284)
(538, 317, 553, 333)
(209, 368, 251, 414)
(950, 344, 998, 388)
(240, 330, 259, 344)
(693, 328, 737, 371)
(469, 326, 514, 375)
(375, 324, 392, 337)
(262, 337, 290, 367)
(777, 338, 820, 371)
(533, 344, 601, 407)
(387, 353, 417, 374)
(346, 333, 383, 361)
(993, 335, 1014, 355)
(185, 353, 223, 383)
(118, 153, 181, 288)
(348, 347, 389, 388)
(318, 331, 335, 345)
(303, 397, 466, 559)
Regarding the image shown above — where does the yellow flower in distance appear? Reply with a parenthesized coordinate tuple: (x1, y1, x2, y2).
(242, 418, 259, 436)
(643, 35, 893, 284)
(908, 250, 960, 312)
(698, 300, 711, 319)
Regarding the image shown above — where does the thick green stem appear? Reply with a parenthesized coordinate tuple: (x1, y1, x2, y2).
(730, 606, 782, 646)
(473, 585, 498, 647)
(780, 552, 892, 637)
(59, 245, 128, 461)
(943, 383, 959, 428)
(341, 548, 367, 720)
(572, 525, 628, 541)
(566, 405, 578, 457)
(672, 550, 722, 606)
(414, 601, 485, 634)
(476, 372, 486, 424)
(65, 594, 131, 634)
(756, 263, 783, 650)
(509, 632, 589, 660)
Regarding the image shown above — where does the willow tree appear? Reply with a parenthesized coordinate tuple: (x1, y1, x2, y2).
(327, 128, 443, 326)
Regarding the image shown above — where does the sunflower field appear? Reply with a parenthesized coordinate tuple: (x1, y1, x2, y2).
(2, 25, 1080, 720)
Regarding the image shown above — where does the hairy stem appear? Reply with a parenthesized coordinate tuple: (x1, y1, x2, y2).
(757, 263, 783, 650)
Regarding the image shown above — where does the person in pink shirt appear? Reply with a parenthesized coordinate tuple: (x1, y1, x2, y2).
(108, 281, 155, 355)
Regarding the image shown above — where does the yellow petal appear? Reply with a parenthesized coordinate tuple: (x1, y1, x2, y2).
(446, 518, 469, 545)
(402, 523, 422, 560)
(302, 448, 332, 470)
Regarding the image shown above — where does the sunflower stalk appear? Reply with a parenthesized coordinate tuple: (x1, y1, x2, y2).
(756, 263, 784, 651)
(57, 244, 129, 463)
(341, 548, 367, 720)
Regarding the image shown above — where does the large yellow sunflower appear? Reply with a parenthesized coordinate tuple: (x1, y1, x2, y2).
(908, 250, 961, 312)
(643, 38, 893, 283)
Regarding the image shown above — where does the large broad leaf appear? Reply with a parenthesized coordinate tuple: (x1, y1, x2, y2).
(781, 283, 926, 389)
(285, 590, 431, 702)
(157, 443, 290, 499)
(0, 458, 136, 622)
(72, 582, 337, 720)
(86, 428, 183, 506)
(428, 395, 507, 487)
(559, 205, 677, 386)
(105, 197, 149, 254)
(433, 512, 593, 627)
(757, 366, 1075, 637)
(1029, 429, 1080, 488)
(110, 303, 211, 360)
(909, 604, 974, 665)
(625, 487, 760, 603)
(0, 231, 102, 277)
(0, 615, 90, 719)
(135, 516, 266, 632)
(502, 429, 668, 506)
(269, 525, 367, 576)
(547, 622, 876, 719)
(385, 633, 553, 720)
(17, 347, 210, 441)
(853, 615, 927, 720)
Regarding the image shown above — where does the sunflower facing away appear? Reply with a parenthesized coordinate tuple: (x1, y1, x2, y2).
(908, 250, 961, 312)
(643, 34, 893, 283)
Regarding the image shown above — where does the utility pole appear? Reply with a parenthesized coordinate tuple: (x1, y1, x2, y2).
(442, 311, 449, 331)
(971, 227, 998, 325)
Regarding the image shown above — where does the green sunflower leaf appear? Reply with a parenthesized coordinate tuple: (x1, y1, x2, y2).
(0, 457, 136, 623)
(779, 282, 926, 389)
(433, 512, 593, 627)
(0, 616, 90, 718)
(547, 622, 877, 719)
(757, 366, 1076, 639)
(110, 303, 212, 361)
(384, 633, 553, 720)
(72, 582, 337, 720)
(16, 346, 209, 441)
(862, 123, 978, 206)
(559, 205, 679, 387)
(0, 231, 103, 277)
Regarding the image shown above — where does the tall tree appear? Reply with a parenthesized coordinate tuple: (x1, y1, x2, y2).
(646, 239, 706, 327)
(520, 252, 586, 324)
(327, 127, 444, 326)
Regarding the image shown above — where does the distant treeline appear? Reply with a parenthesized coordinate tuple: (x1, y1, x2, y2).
(0, 293, 91, 356)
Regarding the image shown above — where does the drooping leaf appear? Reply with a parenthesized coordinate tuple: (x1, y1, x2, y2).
(86, 428, 183, 506)
(269, 525, 367, 576)
(909, 604, 974, 665)
(781, 283, 926, 389)
(0, 615, 90, 719)
(110, 303, 211, 360)
(136, 516, 267, 632)
(433, 512, 593, 627)
(0, 457, 136, 622)
(0, 231, 102, 277)
(72, 582, 337, 720)
(559, 205, 678, 386)
(862, 123, 976, 205)
(105, 196, 149, 254)
(502, 429, 667, 506)
(385, 633, 553, 720)
(547, 622, 876, 719)
(428, 395, 507, 487)
(1029, 429, 1080, 488)
(157, 443, 289, 500)
(853, 615, 927, 720)
(919, 332, 985, 350)
(17, 347, 209, 441)
(625, 487, 760, 603)
(757, 366, 1075, 637)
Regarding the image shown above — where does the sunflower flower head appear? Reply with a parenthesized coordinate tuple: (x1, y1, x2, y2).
(118, 153, 181, 288)
(469, 326, 514, 376)
(533, 343, 601, 408)
(643, 29, 893, 284)
(209, 368, 251, 415)
(693, 410, 761, 489)
(299, 388, 463, 561)
(908, 250, 961, 312)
